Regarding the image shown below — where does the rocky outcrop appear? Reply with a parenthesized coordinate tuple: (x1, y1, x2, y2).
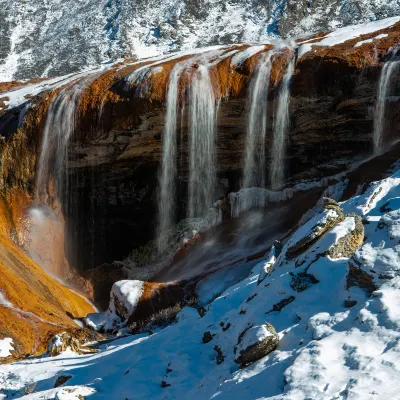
(1, 21, 398, 275)
(328, 214, 364, 259)
(286, 198, 345, 259)
(48, 330, 100, 357)
(91, 279, 186, 331)
(0, 20, 398, 332)
(235, 323, 279, 366)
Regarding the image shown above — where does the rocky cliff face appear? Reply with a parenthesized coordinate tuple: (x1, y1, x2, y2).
(1, 0, 400, 81)
(0, 17, 399, 319)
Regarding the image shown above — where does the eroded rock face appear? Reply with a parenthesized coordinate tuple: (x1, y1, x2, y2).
(235, 323, 279, 366)
(0, 23, 399, 320)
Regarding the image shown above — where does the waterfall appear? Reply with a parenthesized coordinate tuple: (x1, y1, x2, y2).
(188, 64, 218, 219)
(36, 75, 95, 202)
(243, 51, 273, 190)
(373, 60, 400, 154)
(32, 74, 96, 277)
(157, 63, 186, 252)
(270, 55, 295, 190)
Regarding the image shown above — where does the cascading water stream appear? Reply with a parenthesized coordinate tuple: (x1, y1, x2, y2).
(270, 54, 295, 190)
(188, 64, 218, 219)
(243, 51, 273, 190)
(157, 63, 186, 252)
(31, 74, 97, 278)
(373, 60, 400, 154)
(36, 75, 96, 202)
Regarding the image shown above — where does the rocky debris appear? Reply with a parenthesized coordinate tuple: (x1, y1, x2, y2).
(54, 375, 72, 388)
(344, 300, 358, 308)
(214, 345, 225, 365)
(48, 332, 81, 357)
(347, 261, 377, 293)
(48, 331, 100, 357)
(290, 273, 319, 292)
(202, 331, 214, 344)
(235, 323, 279, 367)
(258, 241, 282, 284)
(161, 380, 171, 388)
(286, 199, 345, 259)
(328, 214, 364, 259)
(271, 296, 296, 312)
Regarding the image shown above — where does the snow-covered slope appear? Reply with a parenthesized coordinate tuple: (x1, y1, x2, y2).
(1, 0, 400, 81)
(2, 164, 400, 398)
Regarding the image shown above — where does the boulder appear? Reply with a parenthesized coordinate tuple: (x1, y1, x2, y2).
(328, 214, 364, 259)
(286, 199, 345, 259)
(235, 323, 279, 366)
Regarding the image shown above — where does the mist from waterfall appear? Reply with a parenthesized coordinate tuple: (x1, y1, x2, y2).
(188, 64, 218, 219)
(270, 55, 295, 190)
(373, 60, 400, 154)
(240, 51, 273, 214)
(157, 63, 186, 252)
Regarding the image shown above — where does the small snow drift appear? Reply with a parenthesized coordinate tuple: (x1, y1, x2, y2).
(0, 338, 13, 358)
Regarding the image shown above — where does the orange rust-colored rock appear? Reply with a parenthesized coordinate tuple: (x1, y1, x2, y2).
(0, 232, 95, 359)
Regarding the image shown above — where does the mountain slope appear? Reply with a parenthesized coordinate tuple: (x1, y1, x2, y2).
(1, 0, 400, 81)
(1, 161, 400, 399)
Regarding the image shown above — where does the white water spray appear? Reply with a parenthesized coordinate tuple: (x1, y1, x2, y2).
(270, 55, 295, 190)
(373, 60, 400, 154)
(157, 63, 186, 252)
(243, 51, 273, 190)
(36, 75, 96, 202)
(188, 64, 218, 218)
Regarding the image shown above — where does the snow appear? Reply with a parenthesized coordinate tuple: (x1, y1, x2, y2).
(354, 33, 388, 47)
(230, 45, 267, 67)
(330, 216, 356, 245)
(0, 338, 13, 358)
(1, 59, 124, 111)
(298, 16, 400, 58)
(2, 166, 400, 399)
(1, 0, 400, 81)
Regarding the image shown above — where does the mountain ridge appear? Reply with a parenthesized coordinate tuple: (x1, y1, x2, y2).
(1, 0, 400, 81)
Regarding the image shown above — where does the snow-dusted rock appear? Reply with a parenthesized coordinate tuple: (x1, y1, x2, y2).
(48, 333, 81, 357)
(110, 280, 145, 321)
(286, 198, 344, 259)
(234, 323, 279, 366)
(257, 241, 282, 285)
(328, 214, 364, 259)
